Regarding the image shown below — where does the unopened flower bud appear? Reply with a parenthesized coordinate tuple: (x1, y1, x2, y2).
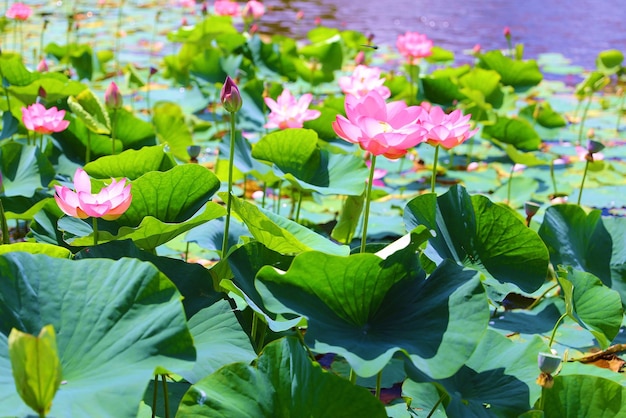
(105, 81, 123, 110)
(36, 59, 48, 73)
(503, 26, 511, 38)
(221, 76, 242, 113)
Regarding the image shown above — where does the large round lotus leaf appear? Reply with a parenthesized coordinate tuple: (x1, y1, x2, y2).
(176, 337, 387, 418)
(538, 204, 612, 286)
(255, 231, 489, 379)
(404, 184, 549, 293)
(405, 330, 549, 417)
(0, 252, 195, 418)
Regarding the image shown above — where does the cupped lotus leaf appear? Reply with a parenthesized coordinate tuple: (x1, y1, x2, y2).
(0, 142, 55, 198)
(176, 337, 387, 418)
(84, 145, 176, 180)
(575, 71, 610, 97)
(255, 229, 489, 378)
(225, 193, 349, 256)
(478, 51, 543, 89)
(482, 116, 542, 151)
(152, 102, 194, 162)
(538, 204, 612, 286)
(8, 325, 62, 417)
(596, 49, 624, 75)
(118, 164, 221, 227)
(404, 330, 549, 418)
(0, 53, 39, 86)
(519, 102, 567, 129)
(252, 128, 368, 196)
(64, 201, 226, 251)
(67, 88, 111, 135)
(177, 300, 256, 384)
(541, 374, 626, 418)
(404, 185, 549, 293)
(0, 252, 195, 418)
(557, 266, 623, 349)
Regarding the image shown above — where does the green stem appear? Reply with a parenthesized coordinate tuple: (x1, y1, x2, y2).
(431, 146, 440, 193)
(221, 114, 237, 258)
(577, 159, 590, 206)
(295, 327, 316, 362)
(86, 130, 91, 163)
(375, 370, 382, 400)
(550, 159, 558, 197)
(538, 386, 546, 411)
(114, 0, 126, 76)
(261, 183, 267, 208)
(0, 199, 9, 244)
(184, 241, 189, 262)
(360, 154, 376, 254)
(111, 109, 117, 155)
(426, 393, 445, 418)
(526, 283, 559, 311)
(577, 93, 593, 146)
(448, 148, 455, 169)
(151, 374, 158, 418)
(349, 368, 357, 384)
(251, 312, 258, 348)
(275, 182, 282, 215)
(507, 164, 514, 205)
(161, 374, 170, 418)
(548, 312, 568, 348)
(616, 92, 625, 131)
(294, 189, 303, 223)
(92, 217, 98, 246)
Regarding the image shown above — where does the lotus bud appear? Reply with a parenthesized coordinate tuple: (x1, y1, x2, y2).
(105, 82, 123, 110)
(221, 76, 242, 114)
(503, 26, 511, 39)
(354, 50, 365, 65)
(36, 59, 48, 73)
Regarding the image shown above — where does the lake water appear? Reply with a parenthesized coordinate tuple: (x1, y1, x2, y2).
(259, 0, 626, 69)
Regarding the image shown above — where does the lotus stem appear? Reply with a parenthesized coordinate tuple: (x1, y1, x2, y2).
(0, 199, 9, 244)
(526, 283, 559, 311)
(184, 241, 189, 262)
(507, 164, 514, 205)
(114, 0, 126, 77)
(375, 370, 382, 399)
(426, 392, 445, 418)
(360, 154, 376, 254)
(550, 159, 558, 198)
(92, 217, 98, 246)
(221, 114, 237, 258)
(294, 190, 303, 223)
(431, 145, 440, 194)
(86, 130, 91, 163)
(111, 109, 117, 155)
(577, 93, 593, 146)
(616, 91, 625, 131)
(577, 159, 590, 206)
(161, 374, 170, 418)
(548, 312, 568, 348)
(261, 183, 267, 208)
(151, 374, 158, 418)
(349, 369, 357, 384)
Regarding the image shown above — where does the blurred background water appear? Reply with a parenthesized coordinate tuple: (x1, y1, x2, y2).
(5, 0, 625, 71)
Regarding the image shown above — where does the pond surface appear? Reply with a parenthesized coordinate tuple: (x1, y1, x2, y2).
(259, 0, 626, 69)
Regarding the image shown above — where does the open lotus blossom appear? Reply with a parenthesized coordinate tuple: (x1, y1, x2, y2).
(264, 89, 320, 129)
(338, 65, 390, 99)
(396, 31, 433, 64)
(242, 0, 265, 20)
(420, 106, 478, 149)
(214, 0, 241, 16)
(5, 2, 32, 20)
(55, 168, 132, 220)
(21, 103, 70, 134)
(332, 90, 428, 159)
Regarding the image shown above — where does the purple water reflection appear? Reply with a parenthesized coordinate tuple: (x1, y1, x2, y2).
(259, 0, 626, 69)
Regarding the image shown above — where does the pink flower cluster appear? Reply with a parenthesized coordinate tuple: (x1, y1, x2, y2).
(55, 168, 132, 220)
(333, 90, 477, 159)
(264, 89, 320, 129)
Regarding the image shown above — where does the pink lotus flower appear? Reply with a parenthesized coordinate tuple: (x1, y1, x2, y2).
(242, 0, 265, 20)
(54, 168, 132, 220)
(264, 89, 320, 129)
(338, 65, 390, 99)
(420, 106, 478, 150)
(396, 31, 433, 64)
(6, 2, 32, 20)
(36, 59, 48, 72)
(214, 0, 240, 16)
(332, 90, 428, 159)
(21, 103, 70, 134)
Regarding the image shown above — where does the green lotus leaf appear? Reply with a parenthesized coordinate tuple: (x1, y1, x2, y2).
(519, 102, 567, 128)
(255, 230, 489, 378)
(118, 164, 221, 227)
(0, 53, 40, 86)
(67, 88, 111, 135)
(176, 337, 387, 418)
(152, 102, 194, 162)
(602, 216, 626, 305)
(226, 193, 349, 256)
(404, 330, 549, 417)
(189, 47, 228, 83)
(404, 184, 549, 293)
(0, 242, 71, 258)
(538, 204, 612, 286)
(0, 142, 55, 198)
(482, 116, 542, 151)
(557, 266, 623, 349)
(0, 252, 195, 418)
(84, 145, 176, 180)
(252, 128, 368, 196)
(331, 193, 365, 245)
(478, 51, 543, 89)
(596, 49, 624, 75)
(541, 374, 626, 417)
(112, 107, 156, 150)
(458, 67, 502, 99)
(178, 300, 257, 384)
